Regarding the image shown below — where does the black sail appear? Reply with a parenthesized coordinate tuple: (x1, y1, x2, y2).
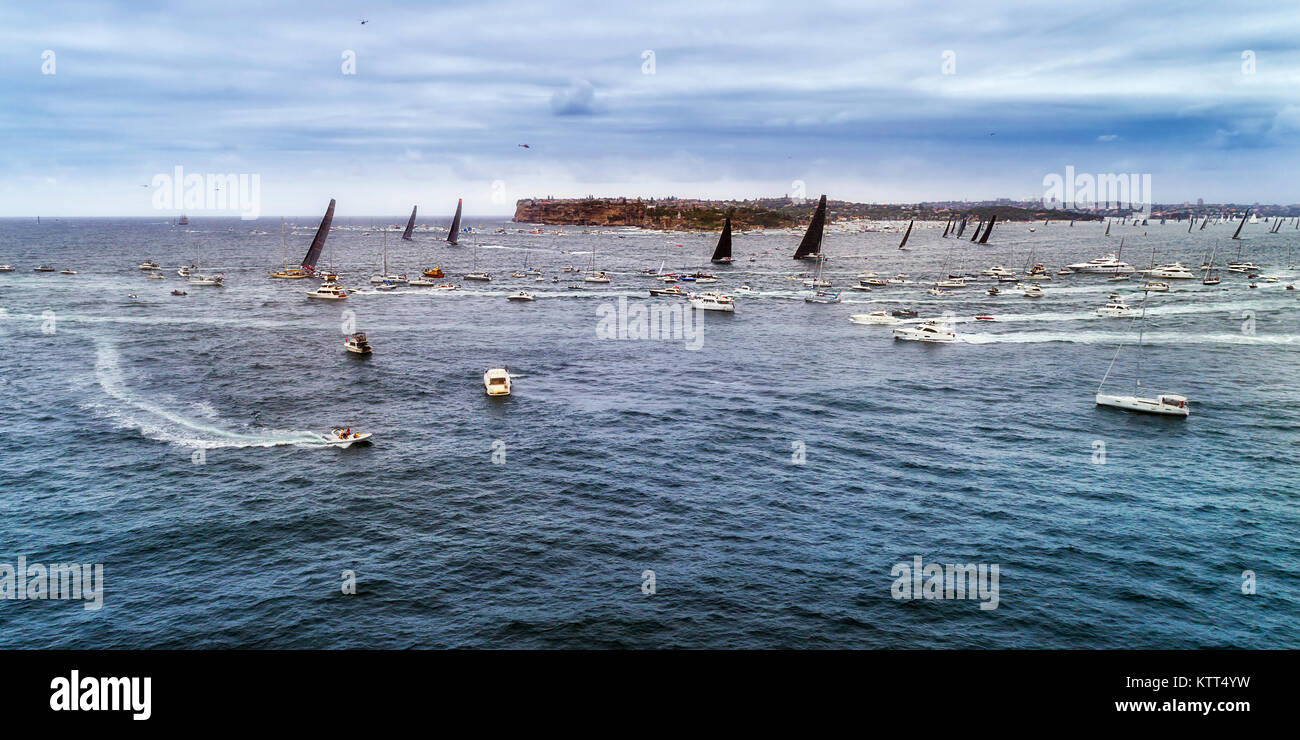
(1231, 211, 1247, 240)
(970, 219, 984, 242)
(301, 198, 335, 271)
(899, 219, 914, 249)
(978, 214, 996, 244)
(942, 219, 951, 237)
(447, 199, 463, 245)
(402, 206, 417, 240)
(955, 217, 967, 237)
(710, 216, 733, 262)
(792, 195, 827, 259)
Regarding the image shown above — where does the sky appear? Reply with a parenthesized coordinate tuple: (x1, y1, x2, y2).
(2, 0, 1298, 218)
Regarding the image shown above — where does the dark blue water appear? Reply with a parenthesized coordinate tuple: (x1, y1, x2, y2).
(1, 216, 1297, 648)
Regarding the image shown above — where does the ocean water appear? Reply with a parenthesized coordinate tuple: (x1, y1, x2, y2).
(1, 215, 1297, 648)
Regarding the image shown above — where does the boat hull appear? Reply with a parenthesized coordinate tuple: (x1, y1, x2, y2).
(1095, 393, 1189, 417)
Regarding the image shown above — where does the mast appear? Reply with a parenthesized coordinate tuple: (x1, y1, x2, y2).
(446, 199, 463, 245)
(382, 226, 388, 276)
(792, 195, 827, 259)
(710, 215, 733, 262)
(280, 217, 287, 270)
(402, 206, 417, 240)
(301, 198, 335, 271)
(899, 219, 914, 250)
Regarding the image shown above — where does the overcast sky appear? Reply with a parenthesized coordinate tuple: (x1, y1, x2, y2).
(2, 0, 1298, 217)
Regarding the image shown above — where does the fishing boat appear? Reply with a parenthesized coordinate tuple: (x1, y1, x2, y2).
(893, 320, 957, 343)
(688, 292, 735, 312)
(307, 283, 349, 300)
(446, 199, 463, 246)
(1095, 294, 1189, 418)
(792, 195, 827, 261)
(344, 333, 372, 354)
(848, 311, 897, 325)
(483, 367, 512, 396)
(507, 291, 535, 301)
(710, 215, 734, 264)
(401, 206, 417, 241)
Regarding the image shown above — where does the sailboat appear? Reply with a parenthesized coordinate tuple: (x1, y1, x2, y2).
(710, 215, 734, 264)
(370, 226, 408, 284)
(970, 219, 985, 242)
(978, 214, 996, 244)
(270, 217, 313, 279)
(1202, 244, 1221, 285)
(402, 206, 417, 240)
(792, 195, 827, 261)
(1105, 220, 1111, 236)
(1231, 211, 1248, 239)
(1095, 288, 1190, 418)
(464, 244, 491, 281)
(898, 219, 913, 251)
(804, 259, 841, 303)
(446, 199, 463, 245)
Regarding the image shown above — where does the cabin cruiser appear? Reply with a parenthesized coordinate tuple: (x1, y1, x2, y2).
(138, 261, 161, 271)
(1066, 253, 1136, 273)
(188, 274, 224, 286)
(323, 427, 373, 446)
(584, 271, 612, 283)
(463, 272, 491, 282)
(507, 291, 535, 301)
(649, 285, 688, 297)
(848, 311, 898, 325)
(344, 332, 372, 354)
(980, 265, 1015, 278)
(1142, 281, 1170, 292)
(422, 267, 445, 278)
(483, 367, 512, 396)
(34, 265, 56, 272)
(893, 320, 957, 343)
(688, 292, 735, 312)
(307, 283, 349, 300)
(1095, 392, 1189, 418)
(805, 289, 842, 304)
(1096, 299, 1135, 317)
(736, 284, 756, 295)
(1022, 284, 1044, 298)
(1139, 263, 1195, 280)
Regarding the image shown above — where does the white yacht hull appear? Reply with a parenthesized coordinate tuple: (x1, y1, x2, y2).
(1095, 393, 1189, 417)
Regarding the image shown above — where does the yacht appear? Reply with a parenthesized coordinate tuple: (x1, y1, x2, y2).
(507, 291, 535, 301)
(1096, 299, 1135, 317)
(34, 265, 56, 272)
(1142, 281, 1170, 292)
(408, 277, 438, 286)
(146, 272, 165, 280)
(59, 269, 77, 275)
(1096, 393, 1189, 417)
(584, 271, 612, 284)
(138, 261, 161, 271)
(848, 311, 898, 325)
(1022, 284, 1044, 298)
(649, 285, 688, 297)
(893, 320, 957, 343)
(935, 277, 966, 289)
(307, 283, 349, 300)
(1066, 253, 1136, 273)
(188, 273, 224, 286)
(374, 280, 398, 291)
(802, 277, 831, 287)
(463, 272, 491, 282)
(0, 265, 14, 272)
(1139, 263, 1195, 279)
(483, 367, 512, 396)
(344, 332, 372, 354)
(980, 265, 1015, 278)
(688, 292, 735, 312)
(1107, 274, 1131, 282)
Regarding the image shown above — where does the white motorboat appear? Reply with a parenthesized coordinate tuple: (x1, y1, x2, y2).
(1095, 393, 1189, 417)
(688, 292, 735, 312)
(980, 265, 1015, 278)
(1139, 263, 1195, 280)
(307, 283, 349, 300)
(177, 266, 194, 277)
(434, 283, 459, 291)
(1142, 281, 1170, 292)
(935, 278, 966, 289)
(343, 332, 372, 354)
(34, 265, 56, 272)
(370, 274, 409, 285)
(848, 311, 898, 325)
(850, 284, 872, 292)
(893, 320, 957, 343)
(802, 277, 831, 287)
(649, 285, 688, 297)
(856, 271, 879, 279)
(926, 286, 952, 297)
(138, 261, 161, 271)
(507, 291, 535, 301)
(408, 278, 438, 286)
(1066, 253, 1136, 273)
(736, 284, 756, 295)
(322, 427, 373, 447)
(1096, 300, 1135, 317)
(483, 367, 512, 396)
(60, 269, 77, 275)
(0, 265, 14, 272)
(1022, 284, 1044, 298)
(374, 281, 398, 291)
(1107, 274, 1131, 282)
(188, 274, 224, 286)
(147, 272, 165, 280)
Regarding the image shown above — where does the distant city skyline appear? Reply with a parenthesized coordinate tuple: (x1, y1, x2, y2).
(3, 1, 1298, 217)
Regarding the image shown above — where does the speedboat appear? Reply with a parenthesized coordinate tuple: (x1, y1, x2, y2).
(464, 272, 491, 282)
(1095, 393, 1189, 418)
(850, 284, 872, 292)
(1142, 281, 1170, 292)
(735, 284, 756, 295)
(147, 272, 165, 280)
(507, 291, 535, 301)
(34, 265, 56, 272)
(422, 267, 445, 278)
(980, 266, 1015, 277)
(926, 286, 951, 297)
(484, 367, 512, 396)
(0, 265, 13, 272)
(60, 269, 77, 275)
(1056, 268, 1071, 276)
(1022, 285, 1044, 298)
(344, 333, 372, 354)
(374, 281, 398, 291)
(188, 273, 223, 286)
(307, 283, 349, 300)
(688, 292, 735, 312)
(434, 283, 459, 291)
(322, 427, 373, 447)
(649, 285, 688, 297)
(584, 271, 612, 283)
(1096, 300, 1135, 317)
(1067, 253, 1136, 273)
(805, 289, 842, 304)
(893, 320, 957, 343)
(138, 261, 160, 270)
(848, 311, 897, 325)
(864, 278, 889, 287)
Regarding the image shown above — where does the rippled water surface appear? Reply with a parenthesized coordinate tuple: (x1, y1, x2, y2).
(1, 216, 1297, 648)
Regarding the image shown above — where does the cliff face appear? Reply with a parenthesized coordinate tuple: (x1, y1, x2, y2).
(513, 198, 797, 230)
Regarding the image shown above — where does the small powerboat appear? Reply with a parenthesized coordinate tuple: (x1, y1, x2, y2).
(147, 272, 165, 280)
(344, 332, 372, 354)
(171, 289, 187, 296)
(805, 289, 842, 304)
(649, 285, 688, 297)
(374, 281, 398, 291)
(688, 292, 735, 312)
(422, 267, 445, 278)
(1096, 300, 1135, 317)
(893, 320, 957, 343)
(307, 283, 349, 300)
(323, 428, 373, 447)
(1142, 281, 1170, 292)
(34, 265, 56, 272)
(891, 309, 918, 318)
(59, 269, 78, 275)
(507, 291, 535, 301)
(0, 265, 15, 272)
(464, 272, 492, 282)
(408, 278, 438, 286)
(484, 366, 512, 396)
(138, 261, 161, 271)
